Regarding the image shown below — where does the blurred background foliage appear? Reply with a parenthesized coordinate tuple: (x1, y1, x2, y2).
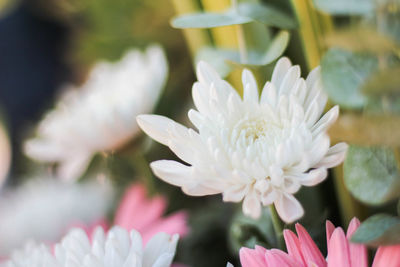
(1, 0, 400, 266)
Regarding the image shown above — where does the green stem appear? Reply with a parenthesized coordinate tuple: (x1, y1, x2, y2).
(132, 150, 156, 195)
(269, 205, 285, 249)
(231, 0, 248, 64)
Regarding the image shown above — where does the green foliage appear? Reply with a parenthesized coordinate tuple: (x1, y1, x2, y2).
(195, 47, 236, 78)
(321, 48, 378, 109)
(229, 207, 276, 253)
(171, 2, 296, 29)
(236, 2, 297, 29)
(398, 199, 400, 216)
(178, 203, 237, 267)
(352, 214, 400, 247)
(195, 31, 289, 77)
(244, 30, 290, 66)
(343, 145, 400, 205)
(171, 11, 252, 29)
(313, 0, 375, 15)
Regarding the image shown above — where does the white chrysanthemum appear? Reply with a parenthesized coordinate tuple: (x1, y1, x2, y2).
(0, 178, 112, 255)
(137, 58, 348, 223)
(5, 226, 179, 267)
(24, 45, 168, 181)
(0, 122, 11, 186)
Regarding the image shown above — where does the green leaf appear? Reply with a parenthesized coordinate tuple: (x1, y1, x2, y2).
(321, 48, 378, 109)
(351, 214, 400, 247)
(257, 31, 290, 65)
(171, 10, 252, 29)
(195, 47, 237, 78)
(229, 207, 276, 253)
(196, 31, 289, 74)
(343, 145, 400, 205)
(237, 3, 297, 29)
(313, 0, 375, 15)
(171, 3, 296, 29)
(228, 31, 290, 66)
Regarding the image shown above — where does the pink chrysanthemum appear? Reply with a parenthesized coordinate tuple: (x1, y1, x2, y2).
(240, 218, 400, 267)
(113, 183, 189, 243)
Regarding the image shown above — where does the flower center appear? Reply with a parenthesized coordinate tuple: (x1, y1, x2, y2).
(231, 117, 282, 147)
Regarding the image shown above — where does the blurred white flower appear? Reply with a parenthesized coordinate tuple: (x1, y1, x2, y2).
(6, 226, 179, 267)
(0, 178, 112, 256)
(137, 58, 348, 223)
(24, 45, 168, 181)
(0, 123, 11, 186)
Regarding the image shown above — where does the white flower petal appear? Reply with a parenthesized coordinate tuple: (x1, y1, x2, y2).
(287, 167, 328, 187)
(6, 227, 178, 267)
(242, 69, 259, 103)
(311, 105, 339, 137)
(274, 193, 304, 223)
(0, 179, 111, 256)
(271, 57, 292, 89)
(260, 82, 277, 106)
(57, 152, 92, 182)
(223, 184, 249, 202)
(308, 134, 330, 167)
(137, 114, 175, 146)
(150, 160, 192, 187)
(242, 193, 261, 219)
(196, 60, 221, 87)
(143, 233, 179, 267)
(315, 142, 348, 168)
(279, 65, 300, 95)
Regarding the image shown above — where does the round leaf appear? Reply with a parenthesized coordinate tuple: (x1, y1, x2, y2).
(257, 31, 289, 65)
(195, 47, 237, 78)
(227, 31, 290, 66)
(237, 3, 297, 29)
(352, 214, 400, 247)
(321, 48, 378, 109)
(344, 145, 400, 205)
(171, 11, 252, 29)
(313, 0, 375, 15)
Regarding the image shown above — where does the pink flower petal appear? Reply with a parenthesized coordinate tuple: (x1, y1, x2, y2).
(114, 184, 166, 231)
(372, 244, 400, 267)
(346, 218, 368, 267)
(325, 220, 335, 251)
(255, 245, 268, 255)
(295, 224, 327, 267)
(327, 228, 351, 267)
(265, 249, 302, 266)
(240, 247, 267, 267)
(140, 211, 189, 244)
(346, 218, 360, 238)
(283, 229, 306, 266)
